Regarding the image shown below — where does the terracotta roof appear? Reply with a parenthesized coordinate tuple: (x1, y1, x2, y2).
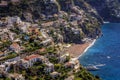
(24, 54, 40, 61)
(39, 48, 46, 52)
(10, 43, 20, 49)
(0, 51, 4, 54)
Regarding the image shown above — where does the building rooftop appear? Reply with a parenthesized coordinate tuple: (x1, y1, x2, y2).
(10, 43, 20, 49)
(0, 51, 4, 55)
(24, 54, 41, 61)
(0, 64, 5, 68)
(50, 71, 59, 75)
(9, 73, 24, 79)
(45, 62, 54, 66)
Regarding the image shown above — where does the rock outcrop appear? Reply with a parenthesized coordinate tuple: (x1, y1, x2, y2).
(85, 0, 120, 22)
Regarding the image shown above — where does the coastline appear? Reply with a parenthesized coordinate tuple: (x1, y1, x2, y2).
(66, 39, 97, 59)
(77, 39, 97, 59)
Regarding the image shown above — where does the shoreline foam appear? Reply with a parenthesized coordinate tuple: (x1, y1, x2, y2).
(66, 39, 97, 59)
(77, 39, 97, 59)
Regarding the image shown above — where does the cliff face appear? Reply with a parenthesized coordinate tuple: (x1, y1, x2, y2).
(0, 0, 102, 20)
(0, 0, 58, 18)
(1, 0, 120, 22)
(85, 0, 120, 22)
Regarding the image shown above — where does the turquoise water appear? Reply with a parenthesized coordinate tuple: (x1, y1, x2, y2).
(79, 23, 120, 80)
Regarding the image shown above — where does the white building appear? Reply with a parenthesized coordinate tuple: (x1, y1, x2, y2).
(45, 62, 54, 73)
(20, 54, 44, 68)
(7, 16, 22, 25)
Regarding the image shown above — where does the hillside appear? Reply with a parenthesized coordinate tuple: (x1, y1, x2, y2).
(0, 0, 103, 80)
(85, 0, 120, 22)
(0, 0, 103, 43)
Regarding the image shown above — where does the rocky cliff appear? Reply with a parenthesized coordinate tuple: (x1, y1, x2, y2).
(1, 0, 120, 22)
(85, 0, 120, 22)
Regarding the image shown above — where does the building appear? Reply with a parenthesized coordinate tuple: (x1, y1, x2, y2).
(0, 61, 17, 72)
(71, 28, 80, 35)
(9, 32, 16, 41)
(6, 57, 20, 62)
(65, 76, 74, 80)
(41, 38, 53, 46)
(20, 54, 44, 68)
(28, 27, 40, 35)
(70, 58, 80, 70)
(0, 33, 9, 42)
(8, 73, 24, 80)
(41, 29, 49, 38)
(10, 43, 21, 53)
(64, 62, 75, 69)
(7, 16, 22, 25)
(59, 53, 70, 63)
(41, 21, 54, 27)
(0, 65, 5, 72)
(64, 58, 80, 70)
(50, 71, 60, 79)
(0, 51, 4, 57)
(17, 22, 30, 33)
(45, 62, 54, 73)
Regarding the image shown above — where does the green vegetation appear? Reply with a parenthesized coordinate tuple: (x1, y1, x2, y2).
(2, 53, 18, 61)
(0, 78, 11, 80)
(0, 0, 103, 80)
(74, 67, 101, 80)
(0, 41, 11, 51)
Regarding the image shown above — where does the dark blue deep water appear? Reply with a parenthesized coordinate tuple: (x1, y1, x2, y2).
(79, 23, 120, 80)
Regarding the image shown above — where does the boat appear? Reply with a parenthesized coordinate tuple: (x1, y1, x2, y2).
(85, 66, 99, 71)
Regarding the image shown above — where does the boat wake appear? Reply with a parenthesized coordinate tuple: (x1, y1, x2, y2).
(85, 65, 99, 71)
(107, 56, 111, 59)
(88, 63, 106, 67)
(95, 64, 106, 67)
(85, 63, 106, 71)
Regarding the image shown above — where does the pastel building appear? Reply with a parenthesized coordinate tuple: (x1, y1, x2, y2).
(20, 54, 45, 68)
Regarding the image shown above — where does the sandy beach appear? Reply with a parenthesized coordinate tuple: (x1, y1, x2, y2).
(66, 39, 96, 58)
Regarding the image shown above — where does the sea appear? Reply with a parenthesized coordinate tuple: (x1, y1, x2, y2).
(79, 23, 120, 80)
